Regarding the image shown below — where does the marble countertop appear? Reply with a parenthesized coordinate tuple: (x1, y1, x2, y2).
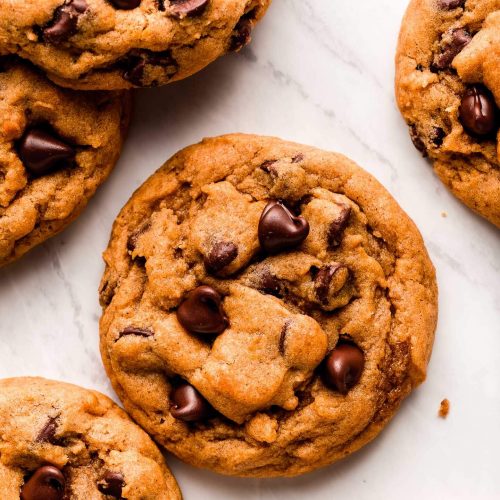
(1, 0, 499, 498)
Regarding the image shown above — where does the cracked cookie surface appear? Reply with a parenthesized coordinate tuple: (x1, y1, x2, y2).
(0, 377, 181, 499)
(396, 0, 500, 226)
(0, 0, 271, 90)
(0, 58, 130, 267)
(99, 134, 438, 477)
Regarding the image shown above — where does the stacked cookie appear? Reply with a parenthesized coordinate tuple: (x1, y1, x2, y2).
(0, 0, 271, 267)
(0, 0, 270, 89)
(1, 0, 497, 497)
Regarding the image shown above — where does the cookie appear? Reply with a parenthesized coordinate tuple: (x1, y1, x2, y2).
(0, 377, 181, 499)
(396, 0, 500, 226)
(99, 134, 438, 477)
(0, 0, 271, 90)
(0, 58, 130, 267)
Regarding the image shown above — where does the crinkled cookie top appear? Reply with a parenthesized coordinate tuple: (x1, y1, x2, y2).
(99, 134, 437, 477)
(0, 377, 181, 499)
(0, 58, 129, 267)
(0, 0, 271, 90)
(396, 0, 500, 226)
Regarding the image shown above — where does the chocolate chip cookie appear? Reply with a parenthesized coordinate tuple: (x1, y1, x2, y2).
(0, 0, 271, 90)
(0, 377, 181, 499)
(99, 134, 438, 477)
(0, 58, 130, 267)
(396, 0, 500, 226)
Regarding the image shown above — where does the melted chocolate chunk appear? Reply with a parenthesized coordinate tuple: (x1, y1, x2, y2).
(21, 466, 65, 500)
(322, 341, 364, 394)
(258, 201, 310, 254)
(314, 264, 344, 304)
(258, 270, 282, 297)
(97, 471, 125, 497)
(430, 127, 446, 147)
(229, 11, 256, 52)
(409, 124, 427, 156)
(43, 0, 88, 44)
(204, 241, 238, 275)
(459, 85, 498, 137)
(36, 417, 59, 444)
(432, 29, 471, 70)
(170, 0, 210, 17)
(170, 382, 213, 421)
(120, 50, 177, 86)
(327, 205, 351, 248)
(17, 127, 76, 177)
(438, 0, 465, 9)
(126, 222, 151, 253)
(260, 159, 278, 173)
(177, 286, 229, 335)
(109, 0, 141, 9)
(119, 326, 154, 339)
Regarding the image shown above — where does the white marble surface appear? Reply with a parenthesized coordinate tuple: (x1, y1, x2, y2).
(1, 0, 500, 498)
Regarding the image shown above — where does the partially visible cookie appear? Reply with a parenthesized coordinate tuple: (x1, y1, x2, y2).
(0, 58, 130, 267)
(99, 134, 438, 477)
(0, 377, 181, 499)
(396, 0, 500, 226)
(0, 0, 271, 90)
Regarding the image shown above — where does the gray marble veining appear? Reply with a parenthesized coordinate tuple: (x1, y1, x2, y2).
(1, 1, 499, 498)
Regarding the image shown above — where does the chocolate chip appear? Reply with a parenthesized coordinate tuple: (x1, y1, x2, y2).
(126, 235, 138, 252)
(68, 0, 87, 12)
(433, 29, 471, 70)
(229, 14, 253, 51)
(322, 342, 364, 394)
(109, 0, 140, 8)
(459, 85, 498, 137)
(43, 0, 88, 44)
(97, 471, 125, 497)
(258, 270, 282, 297)
(314, 264, 344, 304)
(170, 0, 209, 17)
(438, 0, 465, 9)
(21, 466, 65, 500)
(177, 286, 228, 335)
(171, 382, 213, 422)
(291, 153, 304, 163)
(119, 326, 153, 339)
(126, 222, 151, 253)
(258, 201, 310, 254)
(309, 265, 320, 278)
(260, 159, 278, 173)
(204, 241, 238, 275)
(278, 320, 291, 355)
(430, 127, 446, 147)
(123, 56, 146, 86)
(17, 127, 76, 177)
(327, 205, 351, 248)
(121, 50, 177, 86)
(36, 418, 59, 444)
(409, 125, 427, 156)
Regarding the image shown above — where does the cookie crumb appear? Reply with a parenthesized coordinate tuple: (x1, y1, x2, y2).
(441, 211, 448, 218)
(438, 398, 450, 418)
